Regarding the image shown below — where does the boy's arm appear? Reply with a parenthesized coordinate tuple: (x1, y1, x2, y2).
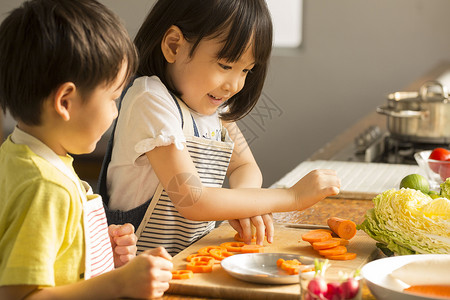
(0, 248, 173, 300)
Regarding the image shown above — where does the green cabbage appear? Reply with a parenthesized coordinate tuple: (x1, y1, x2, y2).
(441, 178, 450, 199)
(357, 188, 450, 255)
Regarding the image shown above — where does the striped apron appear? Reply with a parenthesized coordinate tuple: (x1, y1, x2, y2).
(12, 128, 115, 279)
(135, 97, 234, 255)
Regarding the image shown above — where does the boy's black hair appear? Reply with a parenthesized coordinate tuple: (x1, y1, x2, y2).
(0, 0, 138, 125)
(135, 0, 273, 121)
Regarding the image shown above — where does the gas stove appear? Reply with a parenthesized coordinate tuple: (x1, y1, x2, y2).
(330, 125, 450, 165)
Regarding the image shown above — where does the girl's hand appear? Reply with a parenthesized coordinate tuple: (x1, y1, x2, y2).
(228, 214, 274, 245)
(290, 169, 340, 211)
(108, 223, 137, 267)
(117, 247, 173, 299)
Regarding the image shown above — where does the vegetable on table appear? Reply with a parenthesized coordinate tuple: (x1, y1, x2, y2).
(399, 174, 430, 194)
(209, 248, 233, 261)
(301, 230, 332, 243)
(171, 270, 194, 280)
(220, 241, 245, 252)
(429, 147, 450, 173)
(318, 245, 347, 257)
(233, 232, 256, 242)
(324, 252, 357, 261)
(197, 245, 226, 255)
(357, 188, 450, 255)
(404, 285, 450, 298)
(186, 256, 214, 273)
(312, 239, 340, 250)
(327, 217, 357, 240)
(240, 244, 264, 253)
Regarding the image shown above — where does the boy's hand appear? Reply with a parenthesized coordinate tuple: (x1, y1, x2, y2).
(108, 223, 137, 267)
(229, 214, 274, 245)
(118, 247, 173, 299)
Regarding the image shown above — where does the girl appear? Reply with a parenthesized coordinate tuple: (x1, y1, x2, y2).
(99, 0, 340, 255)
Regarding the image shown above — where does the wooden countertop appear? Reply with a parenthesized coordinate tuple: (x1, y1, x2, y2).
(157, 62, 450, 299)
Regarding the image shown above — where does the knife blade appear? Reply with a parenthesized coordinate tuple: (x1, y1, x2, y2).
(281, 223, 330, 230)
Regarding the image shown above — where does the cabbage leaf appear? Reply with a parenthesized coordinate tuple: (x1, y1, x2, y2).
(357, 188, 450, 255)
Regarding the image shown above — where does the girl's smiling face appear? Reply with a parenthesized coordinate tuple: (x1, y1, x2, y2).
(167, 36, 255, 116)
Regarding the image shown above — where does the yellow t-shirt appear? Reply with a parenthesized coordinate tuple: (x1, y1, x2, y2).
(0, 136, 85, 286)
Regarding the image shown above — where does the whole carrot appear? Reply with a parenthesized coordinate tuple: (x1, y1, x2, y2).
(327, 217, 357, 240)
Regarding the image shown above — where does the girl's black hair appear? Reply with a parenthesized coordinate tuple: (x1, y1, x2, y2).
(134, 0, 273, 121)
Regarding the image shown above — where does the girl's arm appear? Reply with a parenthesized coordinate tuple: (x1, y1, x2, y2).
(222, 121, 273, 244)
(0, 248, 173, 300)
(145, 141, 340, 221)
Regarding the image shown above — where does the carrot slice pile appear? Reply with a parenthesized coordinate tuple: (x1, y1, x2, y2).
(300, 218, 358, 260)
(171, 270, 194, 279)
(327, 217, 357, 240)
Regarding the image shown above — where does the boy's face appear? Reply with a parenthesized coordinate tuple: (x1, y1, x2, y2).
(63, 63, 127, 155)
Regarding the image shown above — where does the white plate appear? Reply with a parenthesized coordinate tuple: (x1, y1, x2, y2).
(220, 253, 315, 285)
(361, 254, 447, 300)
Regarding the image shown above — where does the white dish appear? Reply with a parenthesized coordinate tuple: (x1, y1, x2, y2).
(361, 254, 448, 300)
(220, 253, 315, 285)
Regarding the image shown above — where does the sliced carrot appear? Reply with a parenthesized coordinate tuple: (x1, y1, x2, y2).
(299, 265, 315, 273)
(186, 256, 214, 273)
(312, 239, 340, 250)
(301, 231, 332, 243)
(234, 232, 256, 243)
(186, 253, 215, 263)
(325, 252, 357, 260)
(241, 244, 264, 253)
(220, 241, 245, 252)
(318, 245, 347, 257)
(404, 285, 450, 298)
(209, 248, 233, 261)
(280, 259, 301, 275)
(197, 245, 226, 255)
(331, 237, 349, 246)
(327, 217, 357, 240)
(276, 258, 285, 267)
(171, 270, 194, 279)
(310, 229, 334, 235)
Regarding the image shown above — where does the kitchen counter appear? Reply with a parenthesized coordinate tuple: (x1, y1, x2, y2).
(159, 62, 450, 300)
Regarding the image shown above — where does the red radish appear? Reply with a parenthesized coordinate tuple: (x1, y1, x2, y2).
(324, 282, 342, 300)
(340, 277, 360, 299)
(307, 276, 328, 296)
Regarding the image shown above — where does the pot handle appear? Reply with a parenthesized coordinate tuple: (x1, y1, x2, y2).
(376, 106, 427, 118)
(419, 81, 449, 103)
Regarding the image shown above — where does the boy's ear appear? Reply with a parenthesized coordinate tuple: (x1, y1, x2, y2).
(53, 82, 77, 121)
(161, 25, 185, 63)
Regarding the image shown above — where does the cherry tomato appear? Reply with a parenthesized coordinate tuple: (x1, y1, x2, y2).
(428, 148, 450, 173)
(439, 158, 450, 181)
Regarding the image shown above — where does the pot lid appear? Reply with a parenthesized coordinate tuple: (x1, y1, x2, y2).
(387, 81, 449, 103)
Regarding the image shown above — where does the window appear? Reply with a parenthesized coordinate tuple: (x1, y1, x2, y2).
(266, 0, 303, 48)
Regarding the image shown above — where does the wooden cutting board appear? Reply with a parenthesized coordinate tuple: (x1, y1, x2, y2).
(168, 222, 378, 300)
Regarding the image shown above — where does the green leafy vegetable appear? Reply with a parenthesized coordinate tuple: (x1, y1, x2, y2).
(357, 188, 450, 255)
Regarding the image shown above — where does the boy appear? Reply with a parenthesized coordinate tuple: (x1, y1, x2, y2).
(0, 0, 173, 299)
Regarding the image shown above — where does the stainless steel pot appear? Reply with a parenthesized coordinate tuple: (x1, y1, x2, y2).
(377, 81, 450, 143)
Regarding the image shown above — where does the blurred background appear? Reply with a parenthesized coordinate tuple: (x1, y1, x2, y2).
(1, 0, 450, 188)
